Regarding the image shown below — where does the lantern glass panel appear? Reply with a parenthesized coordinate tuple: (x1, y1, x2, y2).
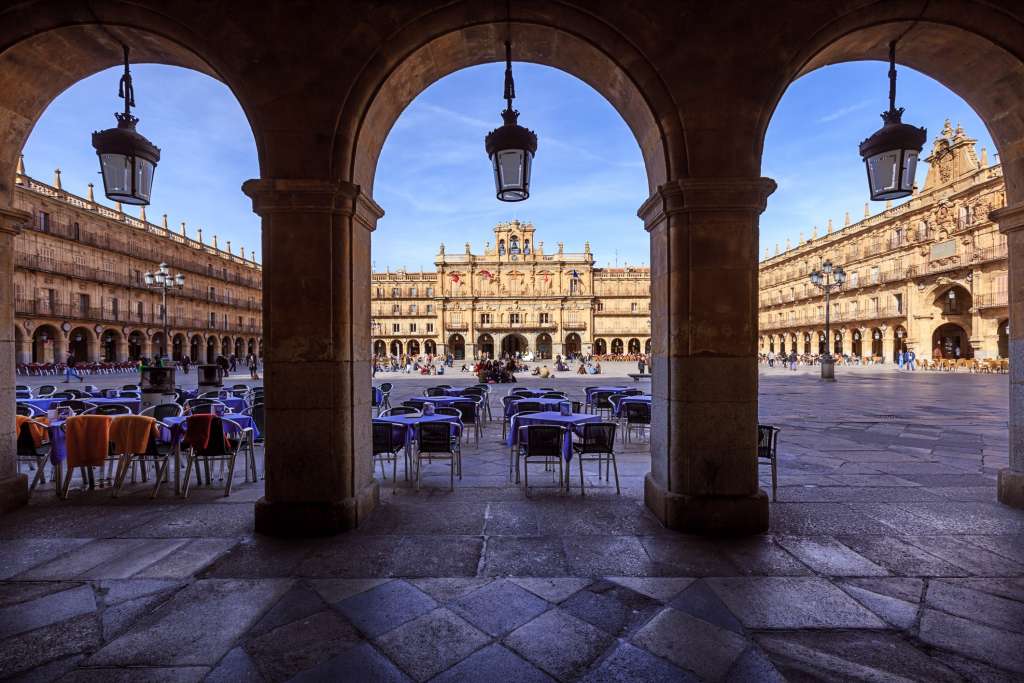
(99, 153, 132, 198)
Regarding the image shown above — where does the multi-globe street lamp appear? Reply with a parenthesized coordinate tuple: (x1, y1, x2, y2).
(144, 262, 184, 360)
(810, 259, 846, 380)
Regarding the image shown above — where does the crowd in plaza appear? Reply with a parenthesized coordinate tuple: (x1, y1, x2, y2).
(374, 351, 651, 383)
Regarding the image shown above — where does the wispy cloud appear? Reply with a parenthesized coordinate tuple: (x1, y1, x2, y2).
(816, 99, 873, 123)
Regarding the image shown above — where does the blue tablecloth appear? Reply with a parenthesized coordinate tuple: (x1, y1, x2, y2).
(508, 389, 550, 399)
(614, 395, 652, 417)
(372, 386, 384, 407)
(506, 411, 600, 461)
(374, 414, 461, 450)
(421, 396, 466, 406)
(21, 397, 142, 413)
(584, 386, 630, 399)
(505, 397, 571, 418)
(161, 414, 260, 443)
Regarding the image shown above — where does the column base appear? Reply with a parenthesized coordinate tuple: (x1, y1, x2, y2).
(0, 473, 29, 514)
(644, 472, 769, 536)
(820, 358, 835, 381)
(997, 468, 1024, 509)
(254, 479, 379, 537)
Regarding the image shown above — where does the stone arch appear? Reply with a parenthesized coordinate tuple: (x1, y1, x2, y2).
(221, 336, 231, 358)
(206, 336, 217, 364)
(933, 322, 972, 359)
(190, 335, 204, 362)
(234, 338, 246, 358)
(100, 328, 122, 363)
(407, 339, 420, 356)
(644, 338, 652, 354)
(933, 283, 973, 315)
(765, 15, 1024, 206)
(536, 333, 552, 359)
(65, 326, 94, 363)
(373, 339, 386, 357)
(150, 331, 165, 358)
(870, 327, 884, 358)
(594, 338, 608, 356)
(0, 19, 263, 209)
(564, 333, 581, 357)
(998, 318, 1009, 358)
(339, 7, 685, 199)
(448, 334, 465, 360)
(128, 330, 146, 360)
(389, 339, 403, 357)
(424, 339, 437, 356)
(34, 324, 65, 364)
(172, 333, 186, 361)
(611, 338, 624, 355)
(477, 334, 494, 359)
(627, 338, 641, 354)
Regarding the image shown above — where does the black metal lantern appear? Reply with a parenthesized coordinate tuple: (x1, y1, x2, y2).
(92, 46, 160, 206)
(859, 41, 926, 201)
(484, 38, 537, 202)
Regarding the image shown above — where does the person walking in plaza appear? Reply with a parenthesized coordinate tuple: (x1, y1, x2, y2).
(907, 349, 916, 371)
(62, 352, 84, 382)
(181, 354, 191, 374)
(638, 354, 646, 375)
(247, 352, 259, 380)
(789, 350, 798, 370)
(897, 349, 905, 370)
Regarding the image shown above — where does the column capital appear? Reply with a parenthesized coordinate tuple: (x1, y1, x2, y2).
(638, 177, 776, 231)
(241, 178, 384, 230)
(0, 206, 32, 236)
(991, 203, 1024, 234)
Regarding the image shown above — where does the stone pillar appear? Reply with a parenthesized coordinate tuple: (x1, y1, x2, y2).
(641, 178, 774, 535)
(0, 207, 31, 513)
(141, 336, 153, 359)
(14, 326, 30, 365)
(990, 204, 1024, 508)
(243, 178, 382, 536)
(882, 334, 894, 364)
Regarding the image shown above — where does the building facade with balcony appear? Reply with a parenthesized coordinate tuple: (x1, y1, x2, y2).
(11, 159, 263, 367)
(371, 220, 652, 360)
(757, 121, 1009, 362)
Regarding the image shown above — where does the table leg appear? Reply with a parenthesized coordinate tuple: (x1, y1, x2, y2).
(174, 440, 181, 495)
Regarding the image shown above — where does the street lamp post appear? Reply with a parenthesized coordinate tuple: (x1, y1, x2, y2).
(144, 262, 184, 361)
(810, 259, 846, 380)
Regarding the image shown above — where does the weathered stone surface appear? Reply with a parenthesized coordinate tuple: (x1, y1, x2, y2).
(374, 608, 489, 682)
(245, 610, 361, 682)
(337, 580, 437, 638)
(631, 607, 750, 680)
(580, 641, 695, 683)
(919, 609, 1024, 674)
(706, 577, 887, 629)
(432, 644, 553, 683)
(0, 584, 95, 640)
(506, 608, 614, 680)
(448, 579, 549, 637)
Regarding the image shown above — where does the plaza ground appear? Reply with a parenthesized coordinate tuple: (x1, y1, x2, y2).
(1, 366, 1020, 681)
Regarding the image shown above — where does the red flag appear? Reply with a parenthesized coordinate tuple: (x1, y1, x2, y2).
(450, 273, 460, 284)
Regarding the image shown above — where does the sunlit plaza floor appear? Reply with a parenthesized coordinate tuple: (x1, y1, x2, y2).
(1, 364, 1021, 681)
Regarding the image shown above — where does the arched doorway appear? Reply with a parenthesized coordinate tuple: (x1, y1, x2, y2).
(833, 330, 843, 356)
(936, 285, 973, 316)
(501, 333, 527, 357)
(933, 323, 972, 359)
(407, 340, 420, 356)
(424, 339, 436, 356)
(34, 325, 62, 363)
(249, 338, 257, 355)
(594, 338, 607, 355)
(221, 336, 231, 358)
(769, 336, 775, 353)
(389, 340, 403, 357)
(851, 330, 863, 358)
(66, 327, 91, 362)
(627, 338, 640, 354)
(206, 337, 217, 364)
(611, 338, 624, 355)
(235, 338, 245, 358)
(644, 339, 652, 354)
(998, 319, 1009, 359)
(803, 333, 811, 355)
(818, 332, 827, 355)
(101, 329, 121, 362)
(150, 332, 165, 358)
(536, 333, 552, 359)
(172, 334, 185, 361)
(373, 340, 386, 357)
(894, 326, 908, 361)
(778, 336, 786, 355)
(128, 330, 145, 360)
(564, 333, 581, 357)
(448, 334, 465, 360)
(870, 328, 883, 358)
(477, 334, 493, 359)
(190, 335, 203, 362)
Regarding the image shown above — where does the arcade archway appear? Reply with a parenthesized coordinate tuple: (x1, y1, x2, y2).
(564, 333, 581, 357)
(447, 334, 465, 360)
(933, 323, 972, 359)
(536, 333, 552, 359)
(501, 333, 528, 357)
(477, 334, 493, 359)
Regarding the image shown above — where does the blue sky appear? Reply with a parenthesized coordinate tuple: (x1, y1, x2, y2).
(22, 60, 993, 269)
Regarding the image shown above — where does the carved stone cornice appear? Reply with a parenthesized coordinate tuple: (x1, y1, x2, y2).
(241, 178, 385, 230)
(990, 203, 1024, 234)
(0, 206, 32, 236)
(638, 177, 777, 231)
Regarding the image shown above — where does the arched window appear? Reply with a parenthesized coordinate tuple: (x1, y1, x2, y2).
(523, 239, 531, 254)
(498, 240, 506, 256)
(510, 236, 520, 254)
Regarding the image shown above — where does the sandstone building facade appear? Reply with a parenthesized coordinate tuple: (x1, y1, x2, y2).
(11, 159, 263, 367)
(758, 121, 1008, 362)
(370, 220, 652, 360)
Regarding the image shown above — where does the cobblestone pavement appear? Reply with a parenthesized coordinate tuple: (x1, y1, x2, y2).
(2, 368, 1020, 681)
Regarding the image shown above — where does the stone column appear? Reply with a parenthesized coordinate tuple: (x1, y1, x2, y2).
(0, 207, 31, 513)
(882, 334, 894, 364)
(990, 204, 1024, 508)
(243, 179, 383, 535)
(14, 327, 30, 365)
(641, 178, 774, 535)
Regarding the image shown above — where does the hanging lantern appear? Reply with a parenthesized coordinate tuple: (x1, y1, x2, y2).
(859, 41, 926, 201)
(484, 36, 537, 202)
(92, 46, 160, 205)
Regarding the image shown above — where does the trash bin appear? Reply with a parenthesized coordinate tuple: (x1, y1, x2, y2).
(198, 364, 223, 389)
(140, 366, 176, 410)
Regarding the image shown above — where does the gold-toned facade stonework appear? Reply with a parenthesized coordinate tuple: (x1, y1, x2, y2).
(371, 220, 652, 360)
(11, 160, 263, 366)
(758, 121, 1009, 361)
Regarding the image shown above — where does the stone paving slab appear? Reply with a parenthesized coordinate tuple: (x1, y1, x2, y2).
(2, 372, 1022, 680)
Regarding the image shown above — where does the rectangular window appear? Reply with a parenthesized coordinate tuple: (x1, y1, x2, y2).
(596, 302, 603, 311)
(849, 271, 859, 287)
(375, 287, 383, 298)
(39, 211, 50, 232)
(209, 311, 216, 326)
(893, 293, 903, 313)
(630, 302, 638, 312)
(509, 313, 521, 324)
(426, 304, 434, 314)
(409, 304, 417, 314)
(78, 293, 90, 316)
(391, 304, 400, 314)
(137, 301, 144, 320)
(409, 323, 417, 333)
(391, 287, 400, 298)
(480, 313, 492, 324)
(110, 298, 119, 319)
(870, 266, 879, 284)
(539, 312, 550, 324)
(392, 323, 400, 333)
(426, 323, 434, 333)
(208, 286, 216, 300)
(426, 287, 434, 297)
(410, 286, 418, 297)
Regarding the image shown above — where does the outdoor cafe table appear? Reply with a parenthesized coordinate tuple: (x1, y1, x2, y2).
(420, 396, 466, 407)
(374, 413, 462, 461)
(584, 386, 630, 400)
(506, 411, 601, 464)
(162, 414, 260, 495)
(505, 397, 571, 418)
(20, 397, 143, 413)
(613, 395, 652, 417)
(507, 389, 550, 399)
